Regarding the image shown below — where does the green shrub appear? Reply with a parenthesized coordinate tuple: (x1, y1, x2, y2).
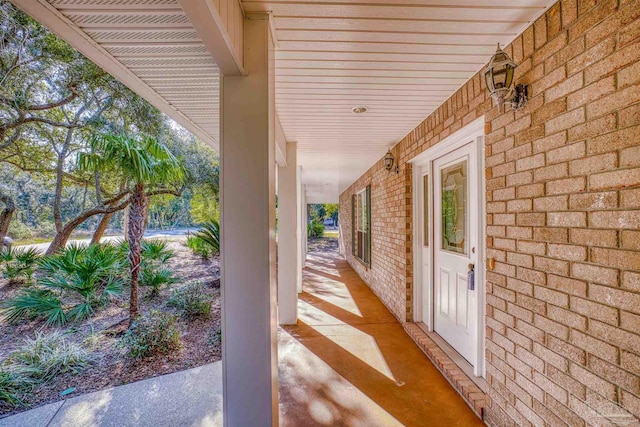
(195, 220, 220, 255)
(307, 221, 324, 238)
(7, 332, 90, 383)
(0, 247, 41, 284)
(168, 282, 213, 318)
(1, 243, 126, 325)
(186, 235, 212, 259)
(140, 266, 177, 297)
(7, 221, 33, 240)
(121, 310, 181, 359)
(207, 327, 222, 349)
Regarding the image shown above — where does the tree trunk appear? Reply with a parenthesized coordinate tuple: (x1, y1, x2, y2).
(0, 192, 15, 248)
(53, 128, 75, 233)
(122, 205, 130, 241)
(127, 183, 148, 325)
(45, 194, 130, 255)
(45, 225, 76, 255)
(91, 213, 113, 245)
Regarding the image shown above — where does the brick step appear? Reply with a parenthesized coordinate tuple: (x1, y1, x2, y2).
(403, 323, 487, 421)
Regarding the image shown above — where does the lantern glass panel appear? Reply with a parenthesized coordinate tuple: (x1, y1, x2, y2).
(484, 71, 493, 91)
(505, 66, 515, 89)
(493, 67, 508, 88)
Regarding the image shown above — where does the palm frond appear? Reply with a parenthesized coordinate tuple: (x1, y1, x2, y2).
(141, 239, 174, 264)
(195, 220, 220, 255)
(1, 289, 65, 326)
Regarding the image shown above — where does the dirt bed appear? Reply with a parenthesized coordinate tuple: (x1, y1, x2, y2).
(0, 240, 221, 417)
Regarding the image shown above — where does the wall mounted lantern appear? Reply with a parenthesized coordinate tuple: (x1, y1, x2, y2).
(483, 43, 528, 112)
(384, 150, 399, 174)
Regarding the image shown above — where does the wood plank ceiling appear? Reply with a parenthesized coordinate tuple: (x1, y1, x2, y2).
(44, 0, 220, 147)
(243, 0, 556, 202)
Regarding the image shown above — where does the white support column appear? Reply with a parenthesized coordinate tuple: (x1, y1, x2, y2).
(296, 168, 304, 293)
(277, 142, 300, 325)
(300, 186, 308, 280)
(221, 16, 278, 427)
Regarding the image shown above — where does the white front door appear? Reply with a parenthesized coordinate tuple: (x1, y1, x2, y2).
(433, 142, 478, 366)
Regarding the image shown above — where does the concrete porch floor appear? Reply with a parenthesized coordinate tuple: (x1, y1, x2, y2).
(0, 248, 483, 427)
(279, 250, 484, 426)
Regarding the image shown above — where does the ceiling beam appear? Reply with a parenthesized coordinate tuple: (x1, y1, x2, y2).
(178, 0, 246, 77)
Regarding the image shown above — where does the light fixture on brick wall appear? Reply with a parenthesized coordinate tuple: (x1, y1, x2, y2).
(483, 43, 528, 112)
(384, 149, 399, 174)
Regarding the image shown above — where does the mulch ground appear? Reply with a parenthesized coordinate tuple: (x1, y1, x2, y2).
(0, 240, 221, 417)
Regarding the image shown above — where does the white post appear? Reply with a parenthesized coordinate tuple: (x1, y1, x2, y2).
(220, 16, 278, 427)
(296, 167, 303, 293)
(277, 142, 300, 325)
(299, 185, 307, 286)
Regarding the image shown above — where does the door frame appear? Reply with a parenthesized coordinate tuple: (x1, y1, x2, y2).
(409, 117, 486, 377)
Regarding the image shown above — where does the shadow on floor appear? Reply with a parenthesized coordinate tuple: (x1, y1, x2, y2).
(278, 249, 484, 427)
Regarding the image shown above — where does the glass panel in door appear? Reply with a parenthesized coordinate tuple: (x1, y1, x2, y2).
(440, 161, 468, 255)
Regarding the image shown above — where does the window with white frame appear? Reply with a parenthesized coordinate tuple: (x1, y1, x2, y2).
(351, 185, 371, 266)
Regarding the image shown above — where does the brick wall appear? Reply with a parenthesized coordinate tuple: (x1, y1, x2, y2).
(339, 151, 412, 322)
(339, 0, 640, 425)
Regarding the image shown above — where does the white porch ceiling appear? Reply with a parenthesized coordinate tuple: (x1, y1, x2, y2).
(14, 0, 558, 204)
(243, 0, 556, 203)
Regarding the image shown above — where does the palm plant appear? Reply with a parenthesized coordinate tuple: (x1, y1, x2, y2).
(1, 243, 126, 326)
(195, 220, 220, 255)
(186, 235, 213, 259)
(0, 247, 41, 284)
(140, 266, 177, 297)
(79, 134, 183, 325)
(140, 239, 176, 297)
(141, 239, 174, 264)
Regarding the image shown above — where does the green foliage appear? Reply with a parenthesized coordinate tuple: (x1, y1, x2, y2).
(140, 267, 177, 298)
(1, 289, 65, 326)
(120, 310, 181, 359)
(307, 222, 324, 238)
(194, 220, 220, 255)
(7, 332, 90, 383)
(189, 191, 219, 225)
(0, 246, 41, 284)
(308, 204, 338, 226)
(0, 332, 89, 407)
(139, 239, 176, 297)
(207, 327, 222, 349)
(141, 239, 174, 264)
(79, 134, 184, 189)
(168, 282, 213, 318)
(7, 221, 33, 240)
(0, 368, 32, 406)
(1, 243, 126, 325)
(186, 235, 213, 259)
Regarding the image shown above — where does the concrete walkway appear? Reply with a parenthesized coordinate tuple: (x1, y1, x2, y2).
(1, 246, 482, 427)
(279, 250, 483, 426)
(0, 363, 223, 427)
